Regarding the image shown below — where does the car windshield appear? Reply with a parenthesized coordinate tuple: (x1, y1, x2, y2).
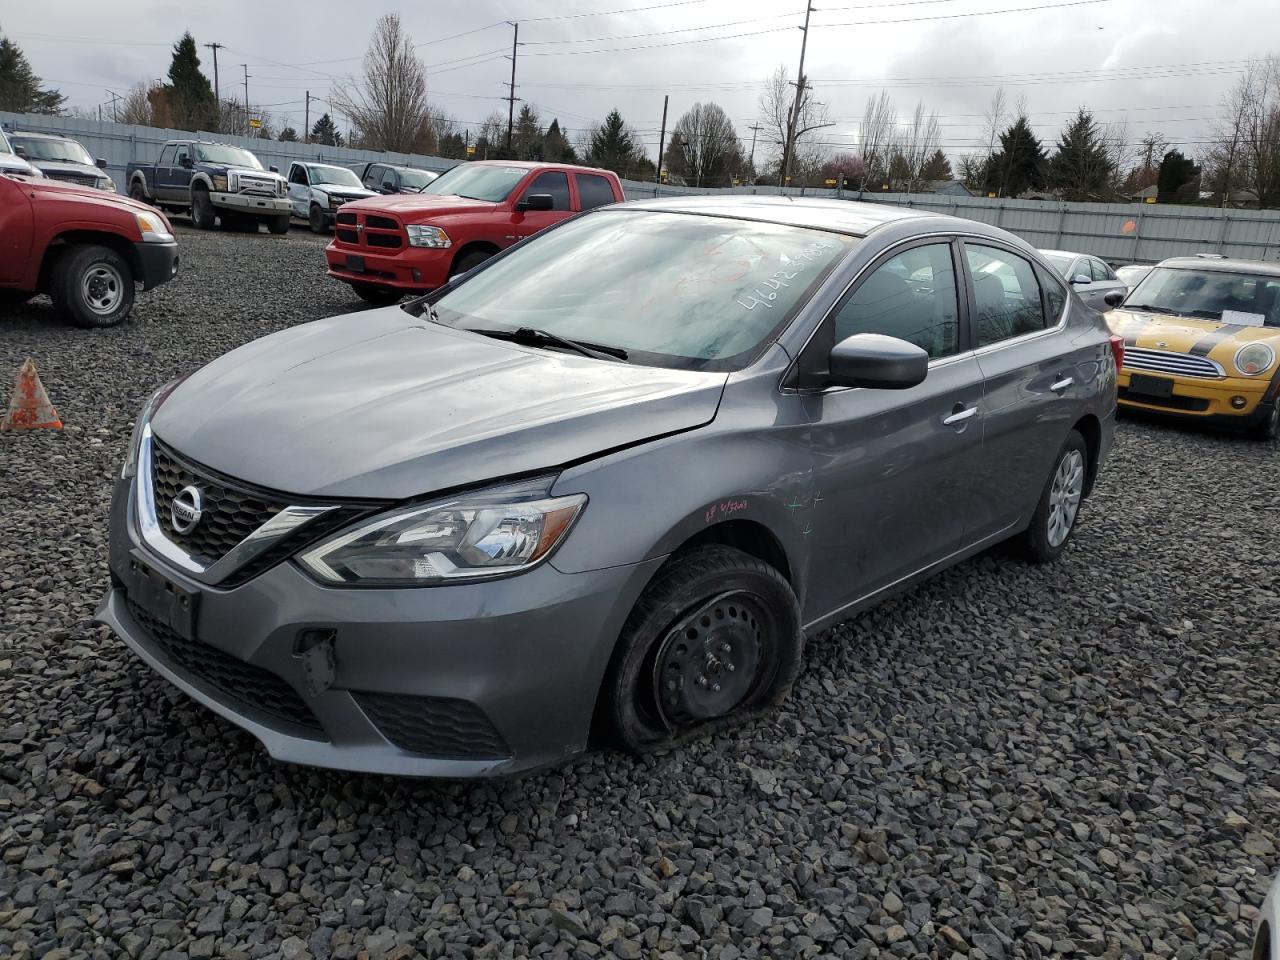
(1125, 267, 1280, 326)
(12, 136, 93, 165)
(419, 164, 526, 202)
(309, 165, 362, 187)
(429, 210, 856, 371)
(194, 144, 263, 169)
(399, 168, 437, 189)
(1042, 253, 1074, 277)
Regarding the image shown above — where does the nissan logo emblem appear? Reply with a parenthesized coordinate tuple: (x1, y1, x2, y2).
(170, 485, 205, 535)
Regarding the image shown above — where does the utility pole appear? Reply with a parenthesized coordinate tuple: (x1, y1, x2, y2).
(242, 64, 250, 137)
(204, 42, 223, 108)
(106, 90, 122, 122)
(505, 22, 520, 154)
(655, 94, 669, 185)
(747, 123, 763, 176)
(779, 1, 814, 188)
(304, 91, 311, 142)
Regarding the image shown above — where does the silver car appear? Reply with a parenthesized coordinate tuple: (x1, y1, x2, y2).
(1040, 249, 1129, 311)
(98, 197, 1118, 777)
(9, 130, 114, 191)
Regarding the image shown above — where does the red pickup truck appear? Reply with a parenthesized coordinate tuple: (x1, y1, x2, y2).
(324, 161, 625, 306)
(0, 172, 179, 327)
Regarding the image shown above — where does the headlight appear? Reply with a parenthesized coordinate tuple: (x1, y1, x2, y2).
(298, 479, 586, 586)
(135, 211, 174, 243)
(211, 174, 228, 191)
(406, 224, 451, 249)
(100, 177, 116, 192)
(1234, 342, 1275, 376)
(277, 179, 287, 197)
(121, 378, 185, 479)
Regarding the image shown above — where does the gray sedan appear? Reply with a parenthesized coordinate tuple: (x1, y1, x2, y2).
(98, 197, 1118, 777)
(1040, 249, 1129, 311)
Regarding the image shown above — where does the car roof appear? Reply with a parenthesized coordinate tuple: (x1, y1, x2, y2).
(1158, 256, 1280, 278)
(302, 162, 351, 170)
(616, 195, 946, 237)
(1038, 249, 1087, 258)
(10, 130, 75, 141)
(466, 160, 614, 174)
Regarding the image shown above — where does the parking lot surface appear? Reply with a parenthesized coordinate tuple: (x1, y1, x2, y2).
(1, 226, 1278, 960)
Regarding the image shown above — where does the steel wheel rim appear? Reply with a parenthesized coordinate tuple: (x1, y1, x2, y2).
(82, 264, 125, 315)
(1047, 448, 1084, 547)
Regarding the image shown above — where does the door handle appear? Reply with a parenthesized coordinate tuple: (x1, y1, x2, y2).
(942, 405, 978, 426)
(1051, 376, 1074, 393)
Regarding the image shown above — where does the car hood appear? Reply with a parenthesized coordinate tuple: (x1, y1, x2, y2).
(341, 192, 497, 221)
(314, 184, 376, 199)
(1107, 308, 1280, 370)
(27, 176, 160, 216)
(30, 159, 106, 180)
(0, 152, 37, 175)
(152, 309, 727, 499)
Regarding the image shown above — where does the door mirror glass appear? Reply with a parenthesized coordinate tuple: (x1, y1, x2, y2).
(1103, 290, 1125, 308)
(95, 157, 108, 169)
(14, 145, 27, 158)
(516, 193, 555, 212)
(827, 333, 928, 390)
(1071, 273, 1092, 285)
(269, 164, 279, 173)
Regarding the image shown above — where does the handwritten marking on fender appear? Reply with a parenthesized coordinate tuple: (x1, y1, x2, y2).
(705, 499, 749, 523)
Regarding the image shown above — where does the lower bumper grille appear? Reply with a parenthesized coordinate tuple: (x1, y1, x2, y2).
(1118, 388, 1211, 412)
(125, 597, 325, 738)
(354, 692, 510, 759)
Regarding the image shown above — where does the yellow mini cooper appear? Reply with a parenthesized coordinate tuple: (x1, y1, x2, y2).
(1107, 256, 1280, 440)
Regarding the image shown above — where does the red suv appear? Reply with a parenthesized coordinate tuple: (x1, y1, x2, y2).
(324, 161, 625, 306)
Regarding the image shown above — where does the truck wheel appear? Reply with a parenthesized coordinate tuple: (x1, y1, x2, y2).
(51, 245, 136, 328)
(128, 180, 150, 205)
(309, 204, 328, 234)
(191, 188, 216, 230)
(267, 214, 290, 235)
(449, 249, 492, 279)
(350, 283, 403, 308)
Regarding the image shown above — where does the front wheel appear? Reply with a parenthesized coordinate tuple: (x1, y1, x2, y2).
(349, 283, 404, 308)
(1018, 430, 1088, 563)
(309, 204, 328, 234)
(605, 545, 803, 753)
(191, 188, 216, 229)
(267, 214, 290, 235)
(449, 248, 492, 279)
(51, 245, 136, 328)
(1249, 401, 1280, 441)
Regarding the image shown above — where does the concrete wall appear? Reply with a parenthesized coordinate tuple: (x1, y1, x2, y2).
(6, 111, 1279, 264)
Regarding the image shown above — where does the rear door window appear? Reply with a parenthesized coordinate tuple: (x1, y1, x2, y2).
(964, 244, 1048, 347)
(521, 171, 570, 211)
(1090, 258, 1112, 282)
(576, 174, 617, 211)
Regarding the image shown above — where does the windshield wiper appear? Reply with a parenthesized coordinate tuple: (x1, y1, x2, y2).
(469, 326, 629, 362)
(1123, 303, 1192, 317)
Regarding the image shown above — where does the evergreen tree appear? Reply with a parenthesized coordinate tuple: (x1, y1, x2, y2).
(277, 126, 299, 142)
(438, 131, 468, 159)
(165, 33, 217, 130)
(543, 119, 576, 163)
(920, 148, 953, 182)
(0, 32, 65, 114)
(1048, 108, 1115, 200)
(310, 113, 342, 146)
(587, 109, 644, 178)
(985, 115, 1047, 198)
(513, 104, 544, 160)
(1157, 149, 1201, 204)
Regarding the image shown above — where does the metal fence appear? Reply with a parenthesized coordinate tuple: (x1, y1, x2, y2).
(6, 110, 1280, 264)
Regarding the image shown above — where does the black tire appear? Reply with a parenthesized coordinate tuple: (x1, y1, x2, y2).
(50, 244, 135, 328)
(267, 214, 290, 235)
(605, 545, 803, 753)
(309, 204, 329, 234)
(191, 188, 216, 230)
(1017, 429, 1089, 564)
(449, 248, 492, 279)
(128, 180, 150, 205)
(1250, 402, 1280, 441)
(350, 283, 403, 308)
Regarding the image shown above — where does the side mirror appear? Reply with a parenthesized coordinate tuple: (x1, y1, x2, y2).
(95, 157, 107, 169)
(1071, 274, 1092, 285)
(269, 164, 279, 173)
(827, 333, 928, 390)
(1103, 290, 1125, 309)
(516, 193, 554, 212)
(13, 145, 26, 158)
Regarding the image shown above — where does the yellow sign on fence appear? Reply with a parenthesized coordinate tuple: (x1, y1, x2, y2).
(248, 118, 262, 129)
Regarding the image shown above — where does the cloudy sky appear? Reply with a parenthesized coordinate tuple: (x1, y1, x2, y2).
(5, 0, 1276, 164)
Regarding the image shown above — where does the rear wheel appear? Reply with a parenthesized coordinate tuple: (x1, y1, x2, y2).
(128, 180, 150, 205)
(605, 545, 802, 753)
(267, 214, 290, 235)
(1251, 401, 1280, 441)
(350, 283, 403, 308)
(51, 245, 135, 328)
(1018, 430, 1088, 563)
(309, 204, 328, 234)
(449, 248, 493, 279)
(191, 188, 216, 230)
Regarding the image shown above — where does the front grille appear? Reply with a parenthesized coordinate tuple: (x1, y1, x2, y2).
(367, 215, 398, 230)
(336, 228, 360, 244)
(331, 210, 404, 251)
(125, 598, 325, 737)
(152, 441, 282, 565)
(48, 171, 98, 185)
(336, 211, 357, 226)
(236, 175, 278, 196)
(1123, 347, 1222, 379)
(354, 692, 511, 759)
(367, 233, 401, 249)
(1118, 388, 1211, 411)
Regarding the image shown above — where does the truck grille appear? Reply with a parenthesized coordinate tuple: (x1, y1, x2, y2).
(1123, 347, 1223, 379)
(236, 174, 280, 196)
(333, 210, 403, 250)
(46, 171, 99, 187)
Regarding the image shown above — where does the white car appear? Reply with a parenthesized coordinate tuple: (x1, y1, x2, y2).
(286, 162, 376, 233)
(0, 127, 40, 178)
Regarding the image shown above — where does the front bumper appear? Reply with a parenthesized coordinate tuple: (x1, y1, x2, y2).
(325, 242, 451, 292)
(1117, 368, 1276, 422)
(96, 477, 661, 777)
(210, 192, 290, 216)
(132, 241, 179, 291)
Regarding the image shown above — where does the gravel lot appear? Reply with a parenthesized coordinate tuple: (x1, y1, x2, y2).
(1, 225, 1278, 960)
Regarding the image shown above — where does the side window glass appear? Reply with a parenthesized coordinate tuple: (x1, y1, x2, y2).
(577, 174, 616, 211)
(158, 144, 175, 166)
(173, 146, 189, 167)
(363, 165, 381, 186)
(1042, 272, 1067, 322)
(1091, 259, 1110, 282)
(289, 165, 308, 186)
(521, 171, 570, 211)
(831, 243, 960, 360)
(966, 244, 1047, 347)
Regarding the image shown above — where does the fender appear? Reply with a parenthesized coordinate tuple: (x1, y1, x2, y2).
(128, 171, 153, 200)
(189, 171, 215, 196)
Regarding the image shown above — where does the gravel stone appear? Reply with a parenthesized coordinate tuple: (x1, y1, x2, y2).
(1, 224, 1277, 959)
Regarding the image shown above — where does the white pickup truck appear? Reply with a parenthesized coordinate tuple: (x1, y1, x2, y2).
(286, 162, 376, 233)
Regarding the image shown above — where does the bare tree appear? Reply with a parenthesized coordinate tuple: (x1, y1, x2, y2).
(757, 65, 832, 183)
(981, 87, 1009, 166)
(665, 102, 742, 187)
(1100, 116, 1134, 195)
(1208, 56, 1280, 208)
(119, 81, 156, 126)
(857, 91, 897, 190)
(332, 13, 431, 152)
(475, 110, 507, 159)
(901, 100, 942, 192)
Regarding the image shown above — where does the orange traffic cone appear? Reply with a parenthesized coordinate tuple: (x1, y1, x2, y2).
(1, 359, 63, 430)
